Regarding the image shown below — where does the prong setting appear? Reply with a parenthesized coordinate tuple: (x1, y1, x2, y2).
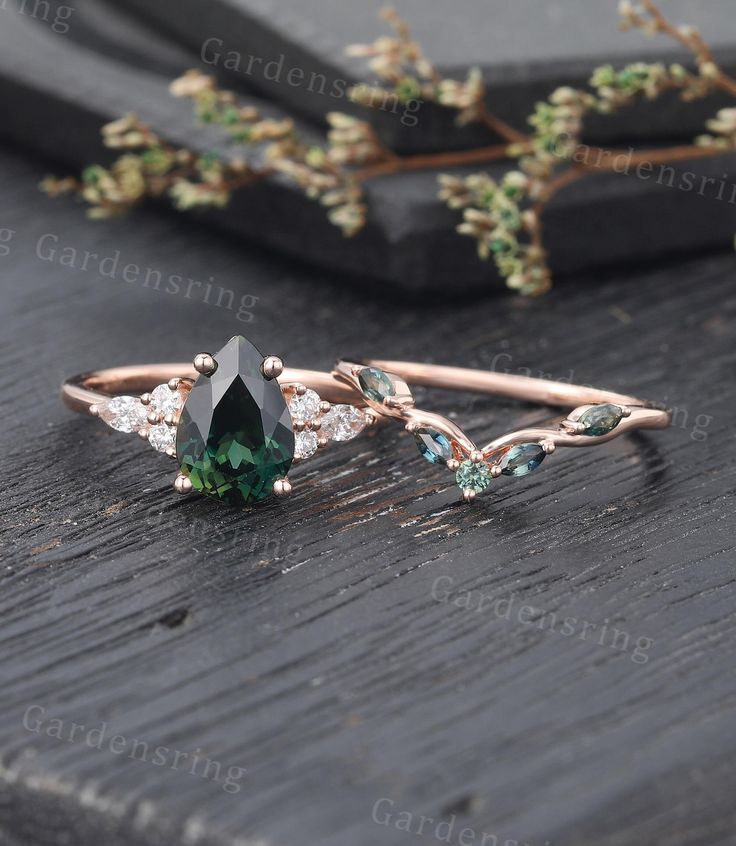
(273, 478, 292, 497)
(193, 353, 217, 376)
(174, 474, 192, 495)
(261, 355, 283, 380)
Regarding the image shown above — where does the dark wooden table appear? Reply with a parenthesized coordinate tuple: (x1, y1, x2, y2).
(1, 145, 736, 846)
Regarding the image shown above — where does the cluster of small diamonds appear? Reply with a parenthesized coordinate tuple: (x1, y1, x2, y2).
(95, 381, 188, 455)
(287, 387, 368, 460)
(97, 382, 369, 463)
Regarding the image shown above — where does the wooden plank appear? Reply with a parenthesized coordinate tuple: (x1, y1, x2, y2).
(1, 146, 735, 846)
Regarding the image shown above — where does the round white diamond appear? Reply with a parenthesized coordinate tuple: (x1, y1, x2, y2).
(288, 389, 321, 422)
(294, 430, 318, 459)
(321, 405, 367, 442)
(98, 396, 149, 433)
(150, 383, 185, 417)
(148, 423, 176, 453)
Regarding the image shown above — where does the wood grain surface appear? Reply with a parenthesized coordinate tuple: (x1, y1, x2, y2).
(1, 144, 735, 846)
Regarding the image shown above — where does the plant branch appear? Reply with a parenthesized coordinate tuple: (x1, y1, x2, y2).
(354, 143, 511, 181)
(478, 107, 530, 144)
(639, 0, 736, 97)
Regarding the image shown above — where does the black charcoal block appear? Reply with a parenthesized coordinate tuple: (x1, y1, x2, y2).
(113, 0, 736, 151)
(0, 6, 735, 294)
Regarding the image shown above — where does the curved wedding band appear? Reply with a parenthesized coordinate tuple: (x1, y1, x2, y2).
(334, 358, 672, 502)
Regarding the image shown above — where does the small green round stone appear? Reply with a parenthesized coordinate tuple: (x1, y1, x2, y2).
(358, 367, 395, 403)
(579, 403, 623, 437)
(455, 460, 492, 494)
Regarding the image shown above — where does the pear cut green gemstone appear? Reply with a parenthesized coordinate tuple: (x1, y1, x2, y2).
(176, 336, 294, 506)
(579, 403, 623, 437)
(499, 443, 546, 477)
(455, 460, 492, 494)
(414, 427, 453, 465)
(358, 367, 395, 403)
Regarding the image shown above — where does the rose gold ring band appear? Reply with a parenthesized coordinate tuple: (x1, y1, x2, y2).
(60, 339, 672, 507)
(61, 364, 363, 415)
(334, 358, 672, 501)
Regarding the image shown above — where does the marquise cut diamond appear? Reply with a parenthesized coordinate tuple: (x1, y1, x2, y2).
(98, 396, 148, 434)
(321, 405, 367, 442)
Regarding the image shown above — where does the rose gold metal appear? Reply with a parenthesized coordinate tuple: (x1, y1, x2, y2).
(63, 352, 671, 509)
(174, 474, 192, 494)
(272, 478, 292, 497)
(335, 357, 672, 500)
(61, 364, 366, 416)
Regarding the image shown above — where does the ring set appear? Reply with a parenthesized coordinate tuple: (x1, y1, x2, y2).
(62, 335, 672, 509)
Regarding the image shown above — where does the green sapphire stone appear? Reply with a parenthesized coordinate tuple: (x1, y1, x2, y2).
(414, 427, 453, 465)
(579, 403, 623, 437)
(455, 460, 492, 494)
(358, 367, 395, 403)
(499, 443, 546, 477)
(176, 336, 294, 506)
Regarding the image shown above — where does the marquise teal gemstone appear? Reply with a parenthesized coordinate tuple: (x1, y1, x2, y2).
(456, 460, 492, 494)
(358, 367, 395, 403)
(579, 403, 623, 437)
(414, 427, 453, 465)
(499, 443, 546, 477)
(176, 336, 294, 506)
